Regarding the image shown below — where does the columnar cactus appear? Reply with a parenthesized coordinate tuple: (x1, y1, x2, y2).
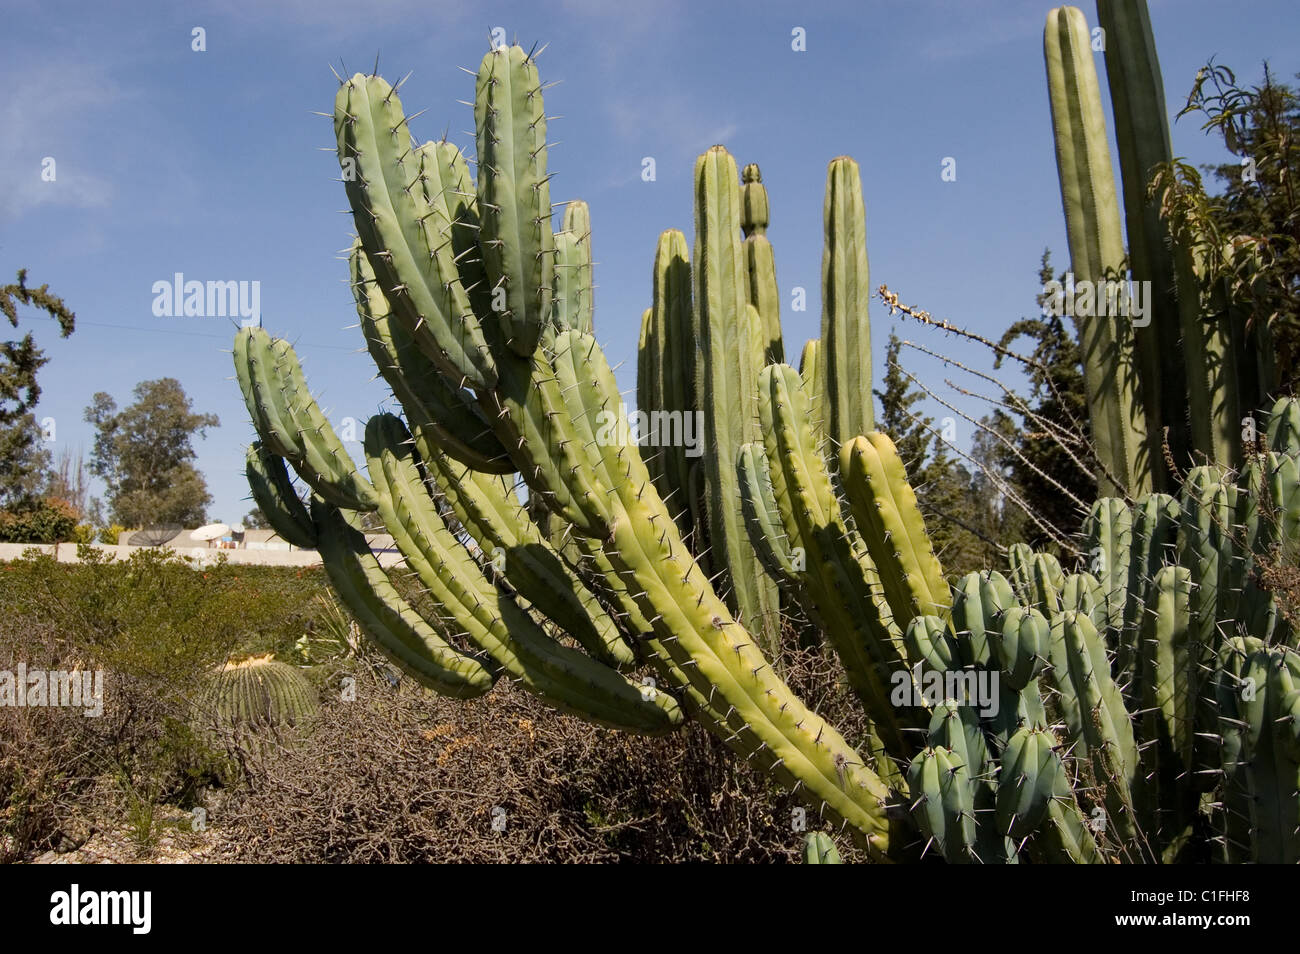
(233, 37, 1300, 864)
(639, 150, 882, 660)
(638, 231, 698, 544)
(1048, 1, 1276, 486)
(1044, 5, 1150, 496)
(678, 147, 782, 654)
(740, 164, 783, 365)
(554, 200, 594, 335)
(819, 157, 874, 448)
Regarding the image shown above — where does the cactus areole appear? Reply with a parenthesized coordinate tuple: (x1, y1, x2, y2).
(234, 28, 1300, 863)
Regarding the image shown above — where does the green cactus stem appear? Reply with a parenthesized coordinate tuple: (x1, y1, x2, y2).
(819, 157, 873, 448)
(1044, 5, 1150, 496)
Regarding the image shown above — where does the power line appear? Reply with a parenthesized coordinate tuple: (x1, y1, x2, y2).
(17, 313, 358, 351)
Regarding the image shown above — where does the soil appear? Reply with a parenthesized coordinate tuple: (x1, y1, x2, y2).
(29, 805, 220, 864)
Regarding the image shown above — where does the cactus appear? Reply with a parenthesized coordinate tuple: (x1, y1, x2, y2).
(640, 152, 880, 661)
(205, 654, 318, 728)
(1135, 564, 1195, 850)
(1047, 611, 1142, 852)
(245, 441, 316, 549)
(1044, 5, 1150, 496)
(639, 229, 699, 543)
(554, 201, 594, 335)
(820, 157, 874, 449)
(1210, 639, 1300, 863)
(1038, 0, 1275, 482)
(1117, 493, 1180, 683)
(798, 338, 825, 440)
(669, 147, 782, 655)
(740, 164, 783, 365)
(474, 45, 554, 356)
(907, 745, 978, 863)
(311, 492, 497, 700)
(802, 831, 842, 864)
(231, 41, 1300, 864)
(840, 433, 949, 621)
(1081, 497, 1132, 639)
(755, 363, 911, 752)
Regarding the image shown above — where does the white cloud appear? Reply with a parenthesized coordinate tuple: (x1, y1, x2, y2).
(913, 0, 1045, 62)
(598, 91, 739, 188)
(0, 61, 121, 221)
(201, 0, 469, 34)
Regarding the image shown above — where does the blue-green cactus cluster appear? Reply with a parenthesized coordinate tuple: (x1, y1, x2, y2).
(233, 9, 1299, 863)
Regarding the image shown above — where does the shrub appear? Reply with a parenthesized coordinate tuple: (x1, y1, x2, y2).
(0, 497, 78, 544)
(0, 619, 234, 861)
(97, 524, 126, 545)
(215, 640, 862, 864)
(0, 548, 334, 859)
(0, 546, 330, 670)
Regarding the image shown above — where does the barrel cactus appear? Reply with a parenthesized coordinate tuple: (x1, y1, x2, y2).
(205, 654, 319, 728)
(232, 29, 1300, 863)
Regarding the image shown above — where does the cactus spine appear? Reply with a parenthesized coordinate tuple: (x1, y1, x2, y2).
(231, 39, 1300, 864)
(819, 157, 874, 448)
(1044, 5, 1149, 496)
(206, 654, 319, 728)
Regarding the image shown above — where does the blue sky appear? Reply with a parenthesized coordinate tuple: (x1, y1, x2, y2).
(3, 0, 1297, 524)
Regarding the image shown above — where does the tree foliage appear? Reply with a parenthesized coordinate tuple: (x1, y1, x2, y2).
(1150, 61, 1300, 395)
(991, 251, 1096, 549)
(84, 378, 219, 528)
(0, 270, 75, 507)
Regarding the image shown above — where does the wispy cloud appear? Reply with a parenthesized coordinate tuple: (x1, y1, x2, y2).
(595, 91, 739, 189)
(0, 60, 121, 221)
(912, 0, 1045, 62)
(202, 0, 467, 32)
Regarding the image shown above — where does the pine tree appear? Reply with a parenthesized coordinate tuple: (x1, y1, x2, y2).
(873, 329, 1001, 575)
(0, 270, 75, 506)
(993, 251, 1095, 550)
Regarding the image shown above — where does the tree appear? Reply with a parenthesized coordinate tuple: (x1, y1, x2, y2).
(85, 378, 219, 527)
(879, 252, 1093, 558)
(962, 410, 1030, 564)
(0, 270, 75, 506)
(875, 330, 938, 472)
(992, 251, 1096, 549)
(874, 329, 1012, 575)
(45, 446, 90, 520)
(1150, 61, 1300, 395)
(243, 506, 272, 530)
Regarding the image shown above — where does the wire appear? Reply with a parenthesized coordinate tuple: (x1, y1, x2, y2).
(17, 312, 358, 351)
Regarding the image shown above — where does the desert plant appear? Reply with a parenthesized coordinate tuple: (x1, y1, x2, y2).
(1050, 1, 1276, 489)
(204, 654, 318, 728)
(233, 32, 1299, 863)
(0, 496, 78, 543)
